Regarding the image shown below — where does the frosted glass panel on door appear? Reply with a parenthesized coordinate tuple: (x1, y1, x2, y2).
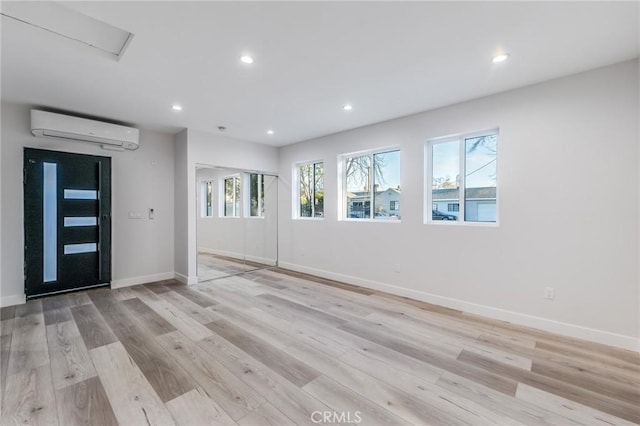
(43, 162, 57, 282)
(64, 243, 97, 255)
(64, 189, 97, 199)
(64, 217, 97, 227)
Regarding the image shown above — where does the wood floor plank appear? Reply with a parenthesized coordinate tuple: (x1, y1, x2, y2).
(1, 333, 12, 396)
(43, 307, 73, 326)
(162, 290, 221, 324)
(533, 346, 640, 388)
(302, 375, 408, 426)
(1, 364, 58, 426)
(536, 340, 640, 374)
(163, 282, 217, 307)
(165, 387, 236, 426)
(41, 295, 70, 313)
(89, 342, 175, 425)
(70, 303, 118, 351)
(196, 336, 331, 426)
(144, 283, 172, 294)
(237, 403, 295, 426)
(14, 299, 43, 318)
(338, 318, 518, 396)
(531, 356, 640, 405)
(0, 306, 16, 321)
(5, 312, 49, 375)
(256, 293, 347, 328)
(156, 331, 265, 420)
(45, 320, 97, 390)
(65, 292, 92, 308)
(291, 337, 520, 426)
(273, 267, 375, 295)
(121, 297, 177, 336)
(457, 349, 640, 424)
(206, 319, 320, 387)
(265, 285, 372, 321)
(55, 376, 118, 426)
(436, 372, 575, 425)
(89, 291, 197, 402)
(516, 383, 638, 426)
(129, 291, 212, 341)
(111, 287, 137, 301)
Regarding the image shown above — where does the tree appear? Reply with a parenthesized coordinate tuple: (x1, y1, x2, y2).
(299, 163, 324, 216)
(345, 154, 388, 191)
(466, 135, 497, 183)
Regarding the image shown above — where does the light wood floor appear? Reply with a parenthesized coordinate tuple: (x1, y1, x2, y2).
(1, 268, 638, 425)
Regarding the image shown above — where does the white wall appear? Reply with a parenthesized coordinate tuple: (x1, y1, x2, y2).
(173, 129, 279, 283)
(1, 102, 175, 305)
(278, 60, 640, 350)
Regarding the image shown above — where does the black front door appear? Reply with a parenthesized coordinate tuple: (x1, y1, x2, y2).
(24, 148, 111, 298)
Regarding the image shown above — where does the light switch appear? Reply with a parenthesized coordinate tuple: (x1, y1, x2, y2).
(149, 208, 155, 219)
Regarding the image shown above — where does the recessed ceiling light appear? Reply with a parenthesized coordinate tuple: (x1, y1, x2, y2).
(240, 55, 254, 64)
(343, 104, 353, 111)
(171, 104, 182, 111)
(492, 53, 510, 63)
(267, 129, 274, 135)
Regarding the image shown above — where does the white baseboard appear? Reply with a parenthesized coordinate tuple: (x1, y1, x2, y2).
(111, 272, 175, 289)
(0, 294, 26, 307)
(174, 272, 198, 285)
(278, 261, 640, 352)
(198, 247, 276, 267)
(199, 247, 244, 261)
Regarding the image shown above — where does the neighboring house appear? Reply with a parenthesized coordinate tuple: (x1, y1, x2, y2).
(347, 187, 401, 219)
(432, 187, 496, 221)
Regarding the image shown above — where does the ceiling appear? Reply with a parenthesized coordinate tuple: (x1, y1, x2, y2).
(2, 1, 638, 147)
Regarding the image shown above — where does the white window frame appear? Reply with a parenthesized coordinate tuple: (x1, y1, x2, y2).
(338, 146, 401, 222)
(200, 180, 214, 218)
(220, 174, 241, 218)
(244, 173, 264, 218)
(425, 129, 499, 226)
(293, 160, 324, 220)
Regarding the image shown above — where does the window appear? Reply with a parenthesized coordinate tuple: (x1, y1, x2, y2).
(248, 173, 265, 217)
(223, 176, 240, 217)
(427, 131, 497, 223)
(297, 161, 324, 218)
(201, 180, 213, 217)
(342, 148, 400, 220)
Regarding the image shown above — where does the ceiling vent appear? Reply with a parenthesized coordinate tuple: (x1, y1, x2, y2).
(1, 2, 133, 59)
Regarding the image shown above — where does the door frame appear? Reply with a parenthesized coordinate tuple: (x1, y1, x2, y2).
(23, 148, 112, 298)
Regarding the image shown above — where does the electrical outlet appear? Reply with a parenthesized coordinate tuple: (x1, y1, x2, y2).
(128, 211, 141, 219)
(544, 287, 554, 300)
(393, 263, 401, 273)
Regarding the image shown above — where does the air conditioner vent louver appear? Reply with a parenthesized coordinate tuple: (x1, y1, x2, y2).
(30, 110, 139, 150)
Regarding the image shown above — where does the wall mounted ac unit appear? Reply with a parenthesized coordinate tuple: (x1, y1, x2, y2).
(31, 109, 139, 150)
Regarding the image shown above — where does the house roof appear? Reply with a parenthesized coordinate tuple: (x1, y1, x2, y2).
(432, 187, 496, 200)
(347, 187, 401, 199)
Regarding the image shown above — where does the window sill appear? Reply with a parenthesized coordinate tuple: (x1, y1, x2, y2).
(341, 218, 402, 223)
(425, 220, 499, 227)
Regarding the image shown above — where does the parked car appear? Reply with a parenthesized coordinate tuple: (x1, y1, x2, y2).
(375, 212, 399, 220)
(432, 210, 457, 220)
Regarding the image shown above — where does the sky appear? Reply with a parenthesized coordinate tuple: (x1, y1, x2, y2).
(432, 136, 497, 189)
